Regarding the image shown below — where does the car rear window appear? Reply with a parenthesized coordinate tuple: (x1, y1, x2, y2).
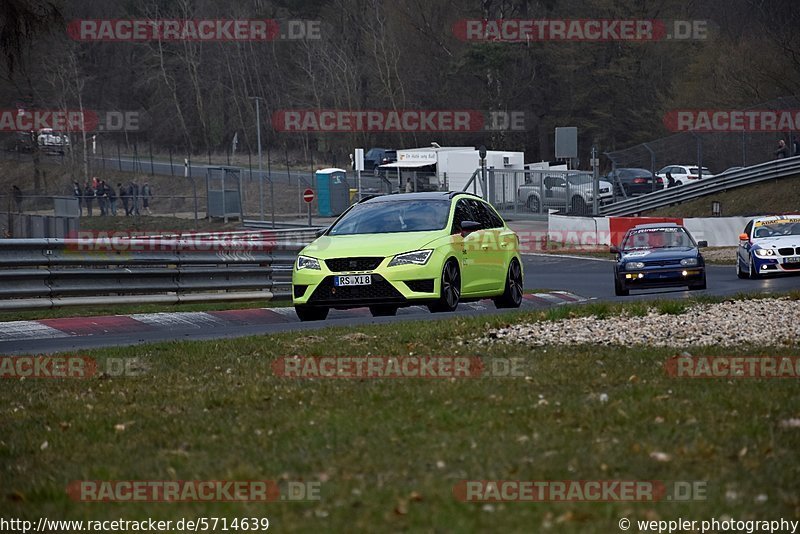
(329, 199, 451, 235)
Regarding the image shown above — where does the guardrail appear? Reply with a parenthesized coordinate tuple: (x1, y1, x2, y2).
(600, 156, 800, 216)
(0, 233, 314, 311)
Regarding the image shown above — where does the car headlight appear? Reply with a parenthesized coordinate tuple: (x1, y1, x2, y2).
(296, 255, 321, 270)
(625, 261, 645, 270)
(388, 249, 433, 267)
(754, 248, 775, 257)
(680, 258, 699, 266)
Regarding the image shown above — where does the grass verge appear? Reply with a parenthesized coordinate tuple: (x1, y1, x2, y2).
(2, 295, 799, 532)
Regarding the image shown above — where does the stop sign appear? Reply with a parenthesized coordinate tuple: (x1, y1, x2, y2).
(303, 188, 315, 203)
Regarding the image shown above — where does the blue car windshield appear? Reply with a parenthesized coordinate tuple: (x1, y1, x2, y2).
(329, 200, 451, 235)
(622, 228, 694, 250)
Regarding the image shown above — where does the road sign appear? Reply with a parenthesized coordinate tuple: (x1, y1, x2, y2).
(303, 188, 315, 203)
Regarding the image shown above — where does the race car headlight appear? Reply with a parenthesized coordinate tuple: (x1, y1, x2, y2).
(296, 255, 321, 270)
(388, 249, 433, 267)
(680, 258, 699, 266)
(754, 248, 775, 257)
(625, 261, 645, 270)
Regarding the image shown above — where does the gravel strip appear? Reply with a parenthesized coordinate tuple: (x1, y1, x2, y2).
(482, 298, 800, 347)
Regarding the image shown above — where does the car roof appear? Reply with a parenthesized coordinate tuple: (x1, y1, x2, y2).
(629, 222, 682, 230)
(360, 191, 483, 203)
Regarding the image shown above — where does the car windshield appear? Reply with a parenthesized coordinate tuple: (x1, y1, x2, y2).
(753, 220, 800, 238)
(622, 227, 695, 250)
(329, 199, 451, 235)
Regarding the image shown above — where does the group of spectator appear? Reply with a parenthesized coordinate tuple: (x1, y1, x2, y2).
(774, 135, 800, 159)
(72, 178, 152, 217)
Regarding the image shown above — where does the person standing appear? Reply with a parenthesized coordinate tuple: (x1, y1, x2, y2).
(83, 181, 94, 216)
(131, 181, 140, 215)
(118, 183, 130, 216)
(12, 185, 23, 213)
(775, 139, 790, 159)
(97, 179, 107, 216)
(107, 181, 118, 216)
(142, 182, 153, 215)
(72, 181, 83, 216)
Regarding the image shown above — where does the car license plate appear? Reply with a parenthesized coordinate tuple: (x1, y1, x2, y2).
(783, 256, 800, 264)
(334, 275, 372, 286)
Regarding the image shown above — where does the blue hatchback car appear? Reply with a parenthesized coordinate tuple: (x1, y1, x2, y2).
(611, 223, 707, 296)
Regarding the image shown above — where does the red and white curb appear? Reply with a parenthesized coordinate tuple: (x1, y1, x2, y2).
(0, 292, 587, 345)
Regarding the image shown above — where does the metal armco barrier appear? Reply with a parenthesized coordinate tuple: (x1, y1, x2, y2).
(0, 234, 314, 310)
(600, 156, 800, 216)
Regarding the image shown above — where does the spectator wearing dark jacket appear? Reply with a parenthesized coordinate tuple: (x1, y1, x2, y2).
(118, 183, 130, 216)
(106, 182, 118, 216)
(775, 139, 790, 159)
(72, 181, 83, 216)
(83, 182, 94, 216)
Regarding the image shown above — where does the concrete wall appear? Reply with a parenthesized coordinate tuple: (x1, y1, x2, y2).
(548, 213, 753, 248)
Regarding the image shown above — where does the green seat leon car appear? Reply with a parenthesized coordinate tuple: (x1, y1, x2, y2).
(292, 192, 524, 321)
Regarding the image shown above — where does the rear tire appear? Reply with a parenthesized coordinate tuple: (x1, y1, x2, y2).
(571, 196, 588, 215)
(428, 259, 461, 313)
(494, 259, 524, 309)
(369, 305, 398, 317)
(295, 306, 329, 322)
(614, 277, 629, 296)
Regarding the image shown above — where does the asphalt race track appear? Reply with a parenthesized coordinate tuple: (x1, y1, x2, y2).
(2, 255, 798, 355)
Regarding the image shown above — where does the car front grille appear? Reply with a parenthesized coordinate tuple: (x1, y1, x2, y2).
(643, 260, 682, 267)
(325, 257, 384, 272)
(778, 247, 799, 256)
(308, 275, 405, 304)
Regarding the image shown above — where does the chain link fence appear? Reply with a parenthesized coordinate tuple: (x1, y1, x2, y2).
(605, 96, 800, 177)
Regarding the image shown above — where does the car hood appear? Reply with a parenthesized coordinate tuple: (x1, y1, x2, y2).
(301, 230, 444, 259)
(752, 236, 800, 249)
(620, 247, 698, 261)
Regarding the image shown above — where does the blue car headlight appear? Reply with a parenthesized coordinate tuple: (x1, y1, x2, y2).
(388, 249, 433, 267)
(680, 258, 699, 266)
(625, 261, 645, 270)
(754, 248, 775, 258)
(296, 255, 321, 270)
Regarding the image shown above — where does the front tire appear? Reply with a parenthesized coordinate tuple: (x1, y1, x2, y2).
(689, 275, 707, 290)
(736, 257, 748, 279)
(527, 196, 540, 213)
(614, 277, 629, 296)
(295, 305, 329, 321)
(428, 259, 461, 313)
(494, 259, 523, 309)
(749, 255, 761, 279)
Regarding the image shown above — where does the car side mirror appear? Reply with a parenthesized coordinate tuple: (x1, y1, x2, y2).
(460, 220, 481, 237)
(609, 245, 620, 254)
(697, 240, 708, 248)
(738, 233, 749, 242)
(315, 228, 327, 238)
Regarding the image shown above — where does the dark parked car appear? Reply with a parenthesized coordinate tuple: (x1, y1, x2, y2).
(605, 168, 663, 197)
(611, 223, 707, 296)
(364, 148, 397, 175)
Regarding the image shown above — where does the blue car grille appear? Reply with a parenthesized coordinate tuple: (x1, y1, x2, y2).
(642, 259, 683, 267)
